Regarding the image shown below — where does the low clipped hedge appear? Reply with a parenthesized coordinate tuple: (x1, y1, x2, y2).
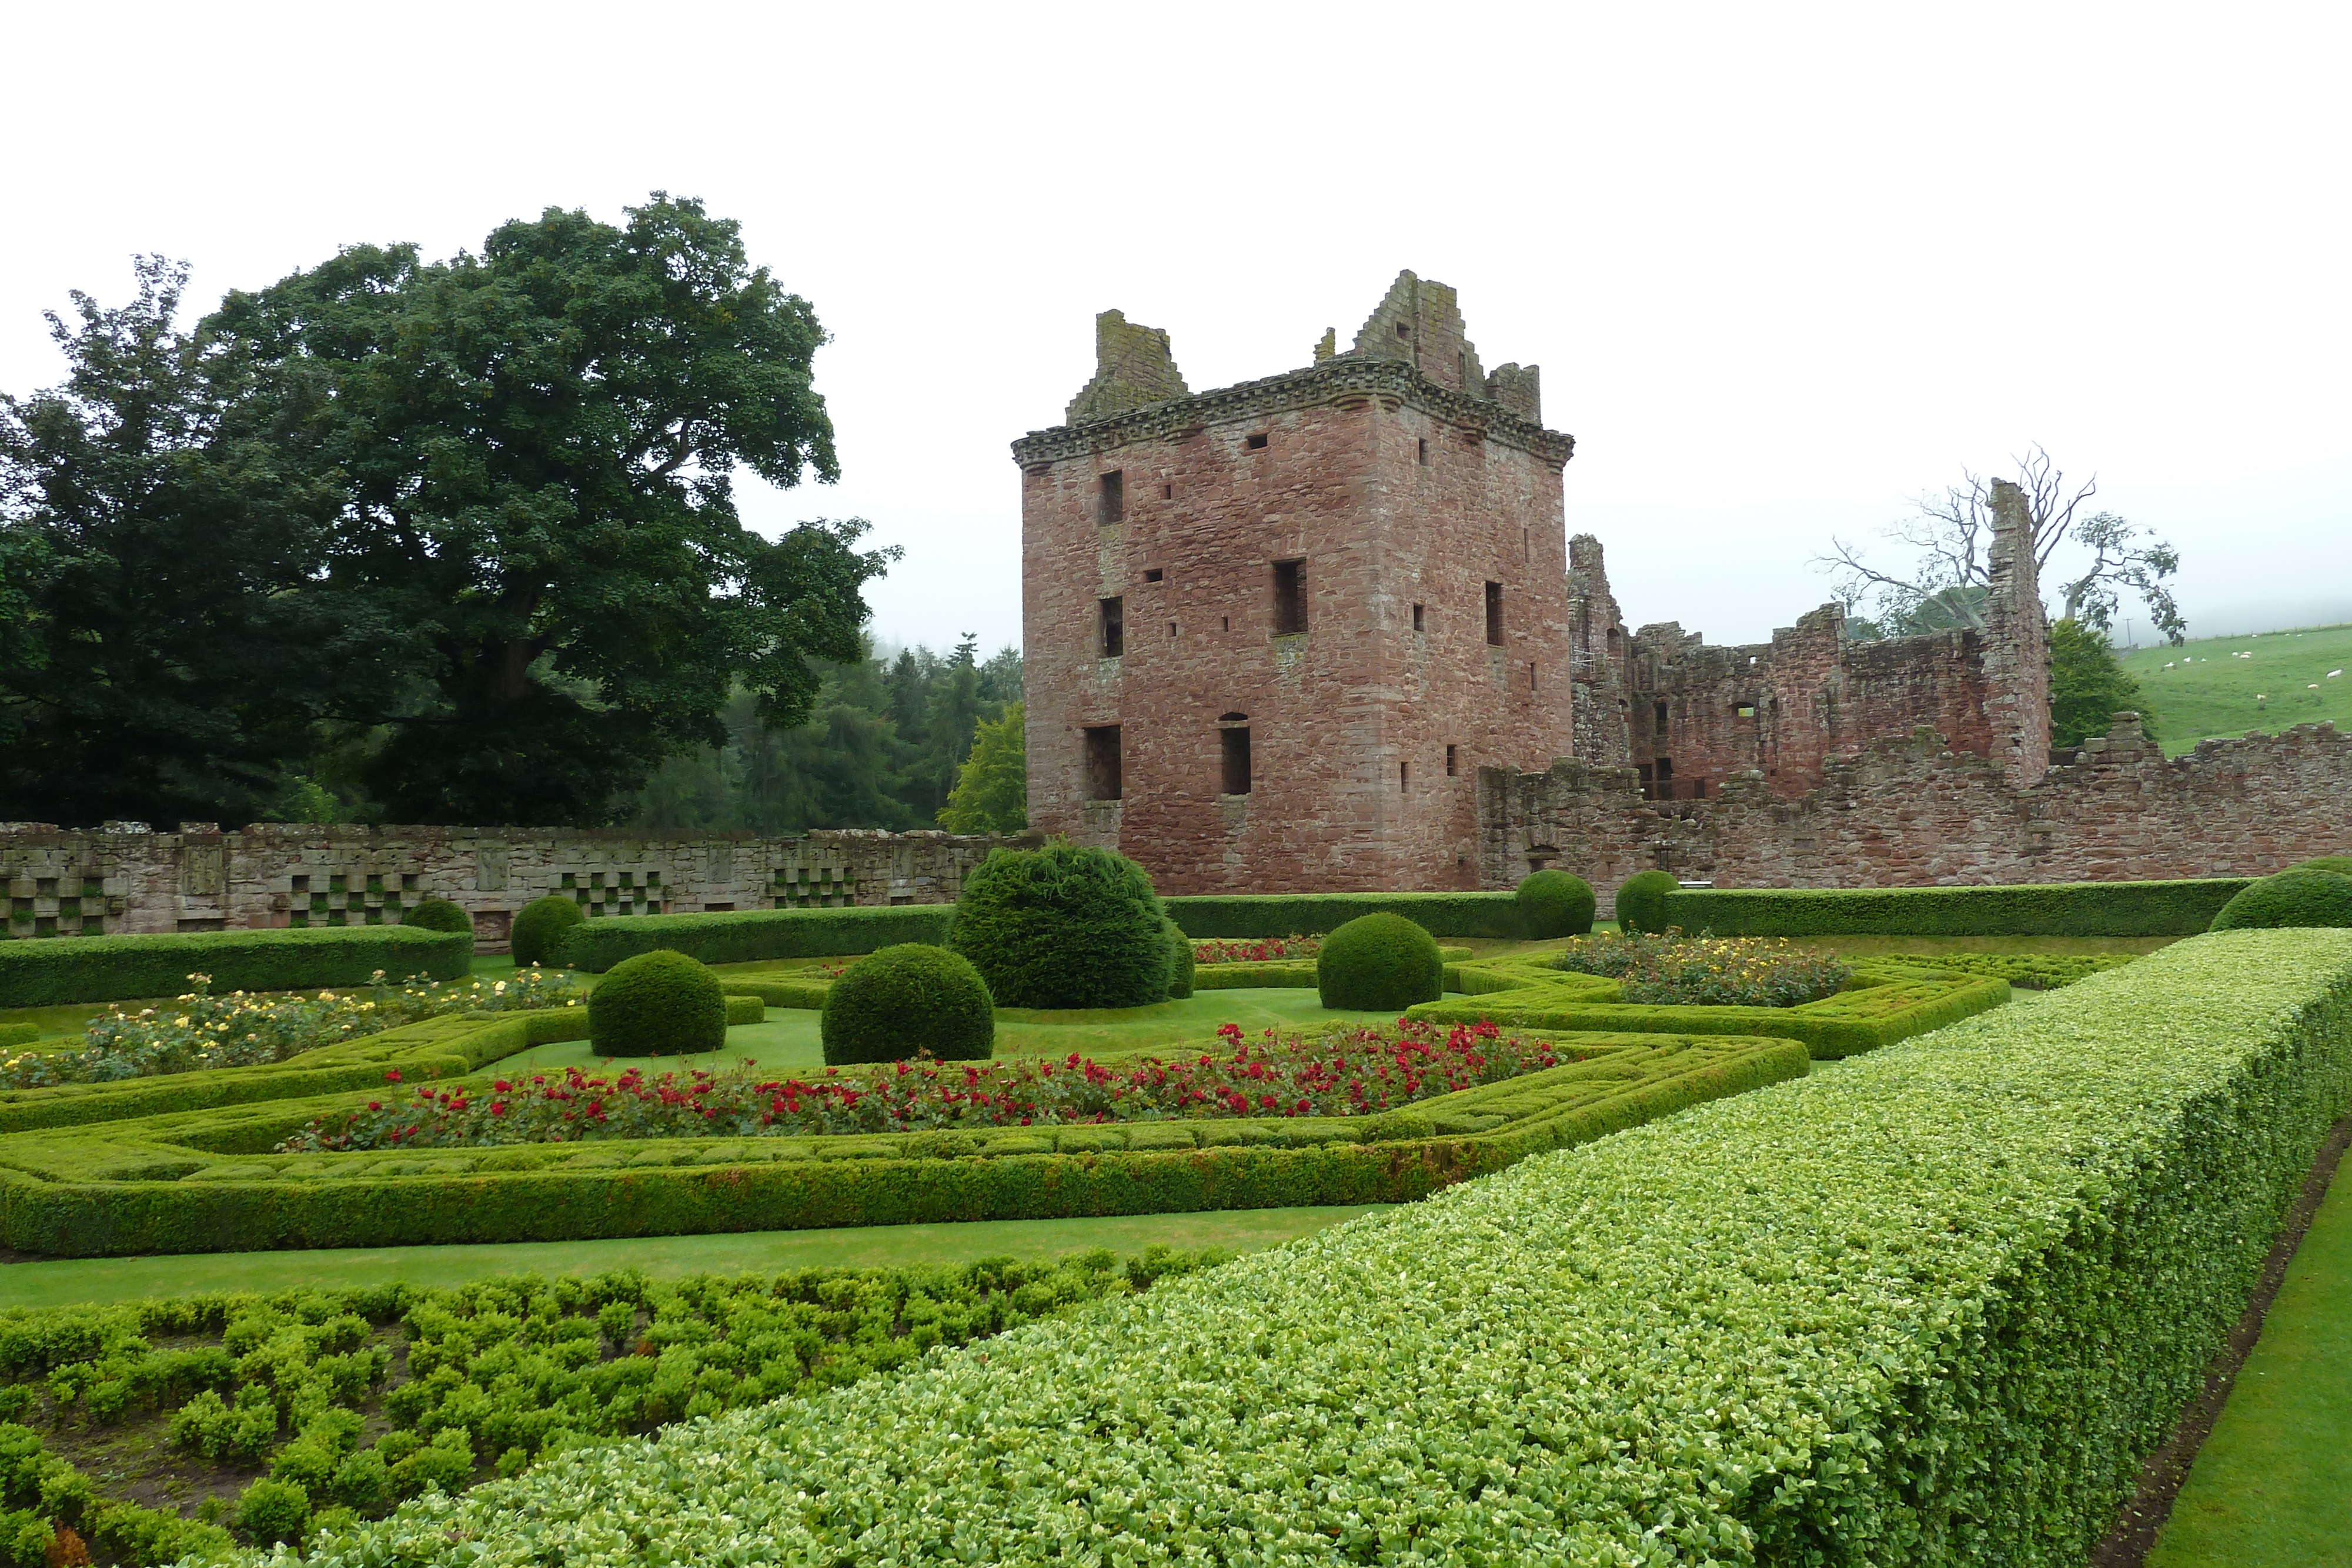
(0, 1024, 37, 1050)
(0, 927, 472, 1008)
(557, 905, 953, 972)
(2209, 868, 2352, 931)
(587, 952, 727, 1058)
(1659, 877, 2251, 937)
(1163, 891, 1524, 940)
(265, 930, 2352, 1567)
(819, 945, 994, 1065)
(0, 1024, 1805, 1256)
(1316, 914, 1442, 1010)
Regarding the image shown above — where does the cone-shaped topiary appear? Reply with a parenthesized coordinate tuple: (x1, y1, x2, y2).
(1615, 870, 1681, 935)
(820, 943, 996, 1065)
(949, 843, 1170, 1009)
(1315, 912, 1443, 1011)
(1515, 870, 1596, 939)
(2209, 868, 2352, 931)
(1164, 920, 1195, 999)
(401, 898, 473, 937)
(589, 949, 728, 1057)
(510, 894, 585, 968)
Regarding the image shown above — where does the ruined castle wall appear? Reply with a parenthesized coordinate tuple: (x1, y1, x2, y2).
(1481, 716, 2351, 903)
(0, 825, 1025, 951)
(1019, 359, 1578, 894)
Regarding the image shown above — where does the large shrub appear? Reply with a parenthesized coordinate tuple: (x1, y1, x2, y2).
(587, 950, 727, 1058)
(2209, 868, 2352, 931)
(2293, 855, 2352, 877)
(1514, 870, 1596, 939)
(509, 895, 584, 968)
(819, 944, 995, 1065)
(949, 844, 1170, 1009)
(1614, 870, 1681, 934)
(1164, 920, 1195, 999)
(401, 898, 473, 937)
(1315, 913, 1443, 1011)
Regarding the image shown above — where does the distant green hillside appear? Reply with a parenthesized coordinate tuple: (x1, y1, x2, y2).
(2119, 623, 2352, 756)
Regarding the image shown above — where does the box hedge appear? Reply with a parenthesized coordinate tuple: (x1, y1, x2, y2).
(266, 928, 2352, 1568)
(0, 1026, 1805, 1256)
(555, 905, 954, 972)
(0, 927, 473, 1009)
(1661, 875, 2251, 937)
(1162, 891, 1526, 939)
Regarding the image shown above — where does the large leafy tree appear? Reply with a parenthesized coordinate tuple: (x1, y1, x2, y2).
(2049, 616, 2157, 749)
(0, 259, 379, 824)
(209, 193, 893, 824)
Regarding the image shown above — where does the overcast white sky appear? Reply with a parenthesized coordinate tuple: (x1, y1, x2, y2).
(5, 2, 2347, 656)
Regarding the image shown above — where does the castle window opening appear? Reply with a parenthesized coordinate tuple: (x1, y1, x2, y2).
(1143, 568, 1164, 583)
(1220, 724, 1252, 796)
(1162, 483, 1173, 499)
(1529, 662, 1537, 690)
(1099, 597, 1125, 658)
(1456, 350, 1466, 381)
(1654, 700, 1669, 731)
(1523, 526, 1531, 561)
(1417, 437, 1429, 466)
(1445, 744, 1458, 777)
(1083, 726, 1123, 801)
(1395, 322, 1410, 338)
(1485, 581, 1504, 646)
(1098, 471, 1124, 525)
(1399, 761, 1410, 793)
(1272, 559, 1307, 636)
(1737, 704, 1756, 718)
(1412, 602, 1425, 632)
(1168, 621, 1177, 638)
(1693, 778, 1708, 798)
(1246, 432, 1269, 450)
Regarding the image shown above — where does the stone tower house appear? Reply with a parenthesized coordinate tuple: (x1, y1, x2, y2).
(1014, 272, 1578, 894)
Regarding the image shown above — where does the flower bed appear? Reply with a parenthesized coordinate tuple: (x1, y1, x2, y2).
(1191, 934, 1321, 964)
(1553, 932, 1853, 1006)
(276, 1021, 1556, 1152)
(0, 969, 582, 1092)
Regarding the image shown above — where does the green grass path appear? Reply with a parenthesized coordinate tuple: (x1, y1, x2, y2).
(2147, 1155, 2352, 1567)
(0, 1205, 1389, 1310)
(2120, 621, 2351, 755)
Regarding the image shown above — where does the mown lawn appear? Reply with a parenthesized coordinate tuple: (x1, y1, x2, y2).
(0, 1205, 1388, 1310)
(2146, 1156, 2352, 1567)
(2121, 621, 2352, 755)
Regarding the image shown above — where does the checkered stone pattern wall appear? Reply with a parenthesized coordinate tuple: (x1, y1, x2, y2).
(0, 826, 1034, 951)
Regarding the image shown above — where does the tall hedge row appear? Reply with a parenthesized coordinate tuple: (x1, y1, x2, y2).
(1661, 877, 2250, 937)
(269, 930, 2352, 1567)
(1162, 891, 1524, 939)
(554, 905, 954, 972)
(0, 927, 473, 1008)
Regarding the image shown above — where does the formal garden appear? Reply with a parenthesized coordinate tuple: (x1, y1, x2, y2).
(2, 851, 2350, 1565)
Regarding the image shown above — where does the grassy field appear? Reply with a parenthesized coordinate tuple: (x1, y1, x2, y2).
(2147, 1155, 2352, 1567)
(0, 1205, 1388, 1310)
(2122, 621, 2352, 755)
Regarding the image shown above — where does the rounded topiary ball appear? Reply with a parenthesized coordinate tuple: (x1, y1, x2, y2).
(589, 949, 727, 1058)
(510, 894, 585, 968)
(948, 843, 1170, 1009)
(2291, 855, 2352, 877)
(1615, 870, 1681, 935)
(2209, 868, 2352, 932)
(820, 943, 995, 1065)
(1164, 920, 1196, 999)
(402, 898, 473, 937)
(1515, 870, 1597, 939)
(1316, 912, 1444, 1011)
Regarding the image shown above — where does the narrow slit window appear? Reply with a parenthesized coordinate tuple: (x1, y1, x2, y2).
(1099, 596, 1125, 658)
(1399, 761, 1410, 794)
(1412, 603, 1425, 633)
(1445, 744, 1458, 777)
(1222, 615, 1230, 632)
(1168, 621, 1177, 638)
(1529, 661, 1537, 690)
(1084, 726, 1123, 801)
(1485, 581, 1504, 646)
(1099, 470, 1125, 525)
(1272, 559, 1306, 636)
(1416, 437, 1429, 466)
(1221, 725, 1251, 795)
(1162, 483, 1174, 499)
(1655, 700, 1669, 730)
(1246, 432, 1269, 450)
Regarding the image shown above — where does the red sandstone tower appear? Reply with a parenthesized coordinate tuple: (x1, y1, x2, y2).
(1014, 273, 1577, 894)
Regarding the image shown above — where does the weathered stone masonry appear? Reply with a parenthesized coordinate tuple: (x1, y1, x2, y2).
(0, 825, 1030, 951)
(1017, 272, 1577, 895)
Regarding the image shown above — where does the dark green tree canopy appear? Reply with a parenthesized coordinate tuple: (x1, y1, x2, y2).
(2049, 617, 2157, 751)
(1, 196, 894, 829)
